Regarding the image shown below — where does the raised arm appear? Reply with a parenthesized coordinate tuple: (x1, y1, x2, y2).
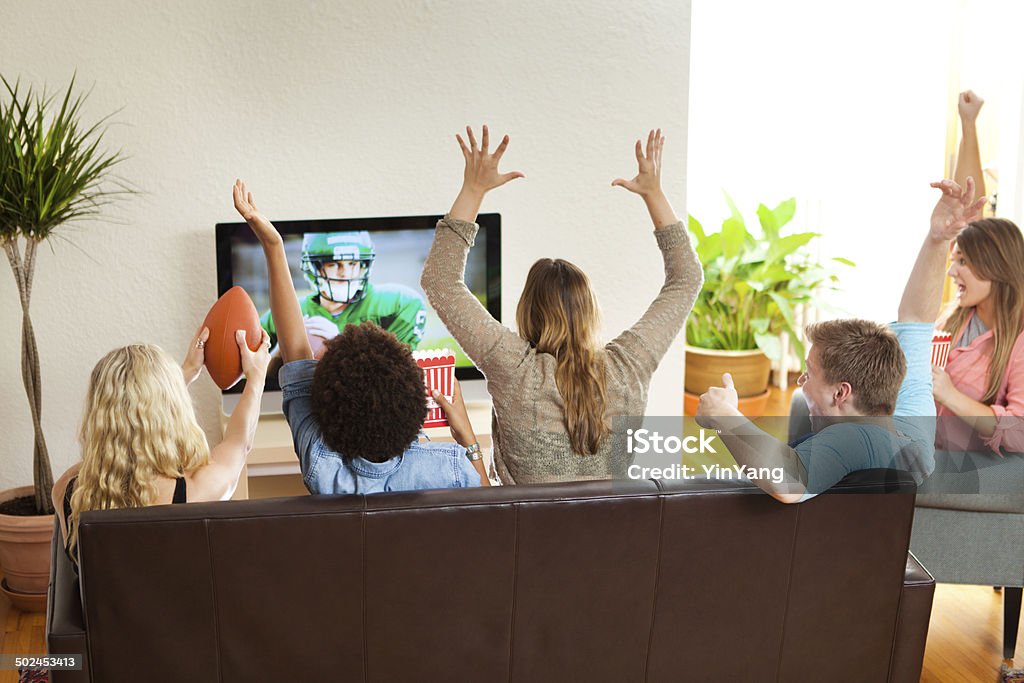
(954, 91, 985, 200)
(191, 330, 270, 499)
(421, 126, 528, 370)
(448, 125, 525, 224)
(611, 128, 680, 229)
(607, 130, 702, 377)
(898, 178, 986, 323)
(233, 180, 313, 363)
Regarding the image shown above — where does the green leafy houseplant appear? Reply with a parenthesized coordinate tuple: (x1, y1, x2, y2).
(0, 76, 129, 514)
(686, 195, 853, 365)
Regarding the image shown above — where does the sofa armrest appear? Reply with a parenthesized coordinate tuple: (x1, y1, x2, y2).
(888, 552, 935, 683)
(46, 517, 90, 683)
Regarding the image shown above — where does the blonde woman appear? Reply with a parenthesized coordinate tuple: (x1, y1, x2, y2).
(53, 325, 270, 565)
(421, 126, 702, 484)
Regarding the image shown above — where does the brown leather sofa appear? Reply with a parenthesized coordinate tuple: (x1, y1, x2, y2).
(47, 471, 933, 682)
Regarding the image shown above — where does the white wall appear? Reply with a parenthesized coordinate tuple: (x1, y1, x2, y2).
(958, 0, 1024, 229)
(0, 1, 692, 491)
(688, 0, 1024, 327)
(688, 0, 952, 325)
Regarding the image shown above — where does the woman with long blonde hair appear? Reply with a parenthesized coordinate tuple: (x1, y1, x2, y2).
(54, 326, 269, 565)
(421, 126, 702, 484)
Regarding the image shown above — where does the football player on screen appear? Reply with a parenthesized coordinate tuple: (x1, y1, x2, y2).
(259, 230, 428, 356)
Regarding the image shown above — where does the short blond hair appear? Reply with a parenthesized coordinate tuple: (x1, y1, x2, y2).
(805, 319, 905, 416)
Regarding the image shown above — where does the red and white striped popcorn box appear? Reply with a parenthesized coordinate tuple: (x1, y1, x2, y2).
(413, 349, 456, 429)
(931, 332, 952, 369)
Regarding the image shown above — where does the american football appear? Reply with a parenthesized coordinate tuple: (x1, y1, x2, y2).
(202, 286, 263, 389)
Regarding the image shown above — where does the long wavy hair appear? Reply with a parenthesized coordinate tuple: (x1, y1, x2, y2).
(940, 218, 1024, 403)
(67, 345, 208, 559)
(516, 259, 609, 455)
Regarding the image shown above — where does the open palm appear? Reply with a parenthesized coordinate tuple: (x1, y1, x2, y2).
(612, 129, 664, 197)
(233, 179, 280, 246)
(929, 177, 986, 241)
(457, 125, 524, 194)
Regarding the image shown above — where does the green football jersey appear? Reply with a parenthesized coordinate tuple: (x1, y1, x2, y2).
(261, 282, 427, 348)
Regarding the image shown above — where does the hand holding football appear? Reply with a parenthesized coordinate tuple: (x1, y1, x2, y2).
(201, 286, 263, 389)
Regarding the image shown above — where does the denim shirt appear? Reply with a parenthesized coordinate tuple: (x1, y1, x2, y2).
(280, 360, 481, 494)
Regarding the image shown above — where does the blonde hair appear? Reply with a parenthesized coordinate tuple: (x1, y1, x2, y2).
(941, 219, 1024, 404)
(516, 259, 609, 455)
(67, 344, 208, 559)
(805, 319, 906, 416)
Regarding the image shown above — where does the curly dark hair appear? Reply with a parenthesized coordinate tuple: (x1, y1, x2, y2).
(311, 322, 427, 462)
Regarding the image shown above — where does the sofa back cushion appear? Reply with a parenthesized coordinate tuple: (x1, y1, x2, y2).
(76, 474, 915, 682)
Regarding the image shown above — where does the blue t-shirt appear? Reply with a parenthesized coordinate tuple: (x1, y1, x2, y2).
(279, 360, 481, 494)
(795, 322, 937, 498)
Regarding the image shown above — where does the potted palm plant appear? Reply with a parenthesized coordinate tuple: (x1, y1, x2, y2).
(0, 75, 128, 608)
(684, 195, 852, 416)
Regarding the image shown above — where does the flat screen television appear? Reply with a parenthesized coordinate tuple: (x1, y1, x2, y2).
(215, 213, 501, 399)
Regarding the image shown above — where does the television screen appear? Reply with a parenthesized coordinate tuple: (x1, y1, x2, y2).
(215, 213, 501, 392)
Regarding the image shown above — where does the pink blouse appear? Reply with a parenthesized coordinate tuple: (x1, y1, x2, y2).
(936, 310, 1024, 455)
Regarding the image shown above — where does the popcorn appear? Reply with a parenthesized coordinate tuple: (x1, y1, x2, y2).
(413, 349, 456, 428)
(932, 332, 952, 369)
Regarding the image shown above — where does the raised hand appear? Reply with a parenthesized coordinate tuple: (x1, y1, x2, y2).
(233, 179, 282, 248)
(958, 90, 984, 124)
(929, 177, 987, 242)
(695, 373, 740, 428)
(612, 128, 665, 198)
(236, 329, 272, 382)
(456, 125, 525, 196)
(448, 125, 524, 223)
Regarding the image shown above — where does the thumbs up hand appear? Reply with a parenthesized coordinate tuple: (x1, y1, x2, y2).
(695, 373, 741, 428)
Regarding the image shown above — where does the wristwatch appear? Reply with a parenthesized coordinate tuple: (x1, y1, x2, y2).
(465, 442, 483, 461)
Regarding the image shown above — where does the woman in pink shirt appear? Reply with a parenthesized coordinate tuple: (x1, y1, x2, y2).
(931, 217, 1024, 456)
(930, 91, 1024, 460)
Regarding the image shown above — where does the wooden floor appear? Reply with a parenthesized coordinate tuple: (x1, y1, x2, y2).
(0, 588, 45, 683)
(0, 580, 1018, 681)
(923, 584, 1023, 682)
(1, 386, 1020, 682)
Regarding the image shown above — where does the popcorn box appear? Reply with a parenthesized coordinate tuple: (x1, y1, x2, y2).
(932, 332, 952, 369)
(413, 349, 456, 429)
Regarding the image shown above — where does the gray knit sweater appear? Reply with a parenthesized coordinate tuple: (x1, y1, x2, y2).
(421, 215, 702, 484)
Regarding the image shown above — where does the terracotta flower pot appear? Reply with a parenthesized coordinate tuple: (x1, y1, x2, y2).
(0, 486, 55, 597)
(684, 346, 772, 397)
